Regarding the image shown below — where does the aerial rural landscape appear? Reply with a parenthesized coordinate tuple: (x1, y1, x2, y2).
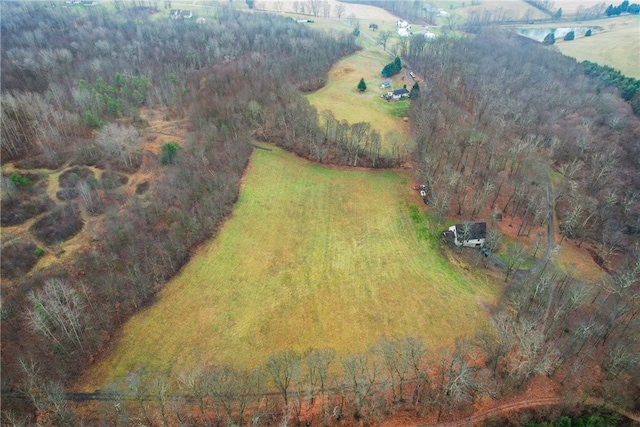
(1, 0, 639, 425)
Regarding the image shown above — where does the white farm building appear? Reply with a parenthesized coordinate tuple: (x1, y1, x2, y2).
(443, 222, 487, 248)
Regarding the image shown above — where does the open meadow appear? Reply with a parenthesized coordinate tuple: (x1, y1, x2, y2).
(82, 145, 499, 388)
(305, 47, 415, 155)
(554, 15, 640, 79)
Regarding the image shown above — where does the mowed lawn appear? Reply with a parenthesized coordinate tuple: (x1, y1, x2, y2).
(306, 47, 413, 155)
(84, 146, 498, 387)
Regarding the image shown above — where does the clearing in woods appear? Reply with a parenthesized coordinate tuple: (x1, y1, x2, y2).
(82, 145, 499, 388)
(303, 8, 415, 157)
(305, 47, 413, 156)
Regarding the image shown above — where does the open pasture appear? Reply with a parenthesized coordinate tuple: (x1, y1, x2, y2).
(257, 0, 401, 22)
(83, 145, 499, 387)
(555, 15, 640, 79)
(439, 0, 549, 21)
(306, 48, 414, 155)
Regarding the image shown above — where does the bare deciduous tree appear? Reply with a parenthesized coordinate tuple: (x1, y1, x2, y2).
(96, 123, 142, 170)
(25, 278, 89, 354)
(266, 350, 301, 407)
(341, 353, 383, 423)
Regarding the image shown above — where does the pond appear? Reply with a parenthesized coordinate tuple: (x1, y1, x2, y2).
(517, 26, 599, 42)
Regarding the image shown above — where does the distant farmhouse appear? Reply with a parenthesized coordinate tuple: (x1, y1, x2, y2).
(65, 0, 95, 5)
(397, 19, 412, 37)
(382, 87, 410, 101)
(170, 9, 193, 19)
(443, 222, 487, 248)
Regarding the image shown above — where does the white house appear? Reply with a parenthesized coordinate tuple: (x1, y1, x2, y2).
(383, 88, 410, 100)
(424, 31, 437, 40)
(443, 222, 487, 247)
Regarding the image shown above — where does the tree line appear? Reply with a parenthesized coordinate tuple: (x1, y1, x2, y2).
(605, 1, 640, 16)
(582, 60, 640, 115)
(9, 259, 638, 425)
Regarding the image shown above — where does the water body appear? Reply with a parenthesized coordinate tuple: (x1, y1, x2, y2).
(518, 27, 597, 42)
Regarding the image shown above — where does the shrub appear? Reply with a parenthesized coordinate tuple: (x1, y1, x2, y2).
(59, 167, 95, 188)
(31, 203, 84, 245)
(135, 181, 150, 194)
(85, 111, 103, 129)
(161, 142, 180, 165)
(56, 188, 79, 201)
(101, 171, 129, 189)
(9, 173, 33, 188)
(1, 239, 38, 279)
(564, 31, 575, 41)
(543, 32, 556, 45)
(1, 195, 53, 226)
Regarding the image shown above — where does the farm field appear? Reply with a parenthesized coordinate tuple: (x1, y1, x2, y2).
(554, 15, 640, 79)
(258, 0, 401, 22)
(81, 145, 499, 388)
(439, 0, 549, 20)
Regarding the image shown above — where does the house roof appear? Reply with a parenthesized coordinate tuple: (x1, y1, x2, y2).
(393, 88, 410, 96)
(454, 222, 486, 240)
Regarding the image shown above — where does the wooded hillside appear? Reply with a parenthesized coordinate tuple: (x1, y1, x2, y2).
(0, 2, 367, 420)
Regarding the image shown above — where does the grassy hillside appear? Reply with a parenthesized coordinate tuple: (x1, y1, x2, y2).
(305, 44, 414, 156)
(83, 145, 499, 387)
(555, 16, 640, 79)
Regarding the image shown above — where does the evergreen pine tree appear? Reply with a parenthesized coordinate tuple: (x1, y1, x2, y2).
(410, 81, 420, 98)
(543, 32, 556, 45)
(357, 78, 367, 92)
(394, 56, 401, 70)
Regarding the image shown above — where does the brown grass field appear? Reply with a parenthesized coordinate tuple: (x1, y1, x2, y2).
(79, 145, 500, 389)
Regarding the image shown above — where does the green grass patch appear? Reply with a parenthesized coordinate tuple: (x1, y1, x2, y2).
(86, 145, 499, 387)
(379, 99, 410, 117)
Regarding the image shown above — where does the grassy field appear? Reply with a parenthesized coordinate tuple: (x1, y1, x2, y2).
(306, 46, 414, 155)
(82, 145, 499, 387)
(555, 15, 640, 79)
(440, 0, 549, 21)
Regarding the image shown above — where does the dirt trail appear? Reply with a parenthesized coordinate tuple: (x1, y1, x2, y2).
(421, 396, 640, 426)
(422, 397, 562, 427)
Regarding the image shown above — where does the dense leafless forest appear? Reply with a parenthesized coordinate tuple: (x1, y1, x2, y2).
(2, 1, 639, 425)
